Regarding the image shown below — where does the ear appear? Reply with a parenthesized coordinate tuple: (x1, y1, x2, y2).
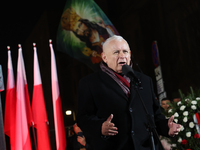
(129, 50, 131, 60)
(101, 52, 107, 63)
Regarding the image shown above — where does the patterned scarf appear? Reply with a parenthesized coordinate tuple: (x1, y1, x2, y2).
(100, 62, 130, 97)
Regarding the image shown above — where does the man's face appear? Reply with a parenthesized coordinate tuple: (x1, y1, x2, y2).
(161, 100, 171, 111)
(73, 21, 91, 37)
(102, 39, 131, 73)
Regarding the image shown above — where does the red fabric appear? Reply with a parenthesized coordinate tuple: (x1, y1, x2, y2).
(25, 84, 33, 127)
(4, 85, 16, 150)
(32, 48, 51, 150)
(4, 51, 16, 150)
(55, 95, 67, 150)
(50, 42, 67, 150)
(15, 48, 32, 150)
(195, 112, 200, 127)
(32, 85, 51, 150)
(114, 73, 130, 89)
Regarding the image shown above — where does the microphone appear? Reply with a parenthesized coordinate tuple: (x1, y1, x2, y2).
(122, 65, 142, 88)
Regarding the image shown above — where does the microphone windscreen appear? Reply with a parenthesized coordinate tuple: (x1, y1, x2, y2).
(122, 65, 133, 76)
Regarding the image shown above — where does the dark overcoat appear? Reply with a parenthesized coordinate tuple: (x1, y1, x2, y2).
(77, 70, 169, 150)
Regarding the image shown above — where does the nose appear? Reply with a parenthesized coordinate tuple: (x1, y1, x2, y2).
(78, 28, 84, 34)
(79, 28, 84, 32)
(119, 51, 125, 57)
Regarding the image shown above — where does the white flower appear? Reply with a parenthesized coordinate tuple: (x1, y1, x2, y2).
(191, 105, 197, 110)
(189, 122, 194, 128)
(186, 132, 191, 137)
(180, 125, 184, 131)
(191, 101, 197, 105)
(168, 109, 172, 113)
(174, 112, 179, 117)
(183, 111, 188, 116)
(180, 105, 186, 111)
(185, 98, 190, 102)
(178, 137, 182, 143)
(174, 119, 178, 123)
(171, 144, 177, 147)
(166, 116, 170, 119)
(180, 125, 185, 131)
(183, 117, 188, 122)
(196, 97, 200, 100)
(177, 101, 182, 106)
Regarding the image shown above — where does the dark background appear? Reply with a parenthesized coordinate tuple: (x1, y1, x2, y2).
(1, 0, 200, 149)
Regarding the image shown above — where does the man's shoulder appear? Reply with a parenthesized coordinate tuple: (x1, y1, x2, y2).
(80, 70, 103, 82)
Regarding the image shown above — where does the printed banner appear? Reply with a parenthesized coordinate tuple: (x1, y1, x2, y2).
(152, 41, 167, 103)
(57, 0, 119, 70)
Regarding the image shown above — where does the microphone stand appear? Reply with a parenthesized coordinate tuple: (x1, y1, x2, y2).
(130, 79, 164, 150)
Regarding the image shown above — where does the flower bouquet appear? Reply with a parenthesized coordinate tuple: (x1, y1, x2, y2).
(163, 87, 200, 150)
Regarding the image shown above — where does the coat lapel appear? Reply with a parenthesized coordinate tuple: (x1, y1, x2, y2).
(129, 72, 142, 106)
(99, 71, 128, 101)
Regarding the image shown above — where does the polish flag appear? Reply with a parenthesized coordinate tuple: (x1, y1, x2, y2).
(32, 44, 51, 150)
(49, 40, 66, 150)
(4, 49, 16, 150)
(15, 46, 32, 150)
(21, 48, 33, 127)
(193, 112, 200, 136)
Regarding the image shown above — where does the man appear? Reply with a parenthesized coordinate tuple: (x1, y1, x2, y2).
(61, 7, 118, 63)
(160, 98, 172, 150)
(161, 98, 171, 112)
(77, 35, 181, 150)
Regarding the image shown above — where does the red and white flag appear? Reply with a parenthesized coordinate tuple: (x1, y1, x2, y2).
(193, 112, 200, 136)
(15, 46, 32, 150)
(49, 40, 66, 150)
(4, 49, 16, 150)
(32, 44, 51, 150)
(21, 48, 33, 127)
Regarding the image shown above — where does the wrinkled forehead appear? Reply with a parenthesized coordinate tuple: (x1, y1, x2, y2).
(103, 39, 130, 53)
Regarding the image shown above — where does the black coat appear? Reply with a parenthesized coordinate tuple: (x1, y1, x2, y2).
(77, 70, 169, 150)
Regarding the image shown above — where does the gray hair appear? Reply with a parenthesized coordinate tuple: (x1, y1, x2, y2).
(102, 35, 129, 51)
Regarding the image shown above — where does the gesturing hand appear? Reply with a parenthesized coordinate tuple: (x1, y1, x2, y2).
(101, 114, 118, 136)
(168, 115, 181, 137)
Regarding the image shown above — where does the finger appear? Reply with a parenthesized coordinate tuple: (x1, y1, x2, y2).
(168, 117, 174, 127)
(177, 128, 181, 132)
(107, 129, 118, 136)
(106, 114, 113, 122)
(109, 126, 118, 131)
(168, 115, 174, 123)
(108, 122, 115, 127)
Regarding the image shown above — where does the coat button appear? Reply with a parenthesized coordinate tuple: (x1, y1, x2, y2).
(131, 130, 134, 135)
(129, 108, 133, 112)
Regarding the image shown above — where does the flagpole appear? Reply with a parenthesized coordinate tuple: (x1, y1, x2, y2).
(46, 121, 51, 143)
(31, 122, 37, 150)
(0, 65, 6, 150)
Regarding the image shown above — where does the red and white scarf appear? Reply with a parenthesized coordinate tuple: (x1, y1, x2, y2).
(100, 62, 130, 97)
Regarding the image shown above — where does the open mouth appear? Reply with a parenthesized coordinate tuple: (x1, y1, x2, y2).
(118, 62, 126, 65)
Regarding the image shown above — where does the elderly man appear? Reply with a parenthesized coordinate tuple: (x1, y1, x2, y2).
(77, 35, 181, 150)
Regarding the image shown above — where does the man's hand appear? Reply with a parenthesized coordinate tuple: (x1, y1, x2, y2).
(77, 135, 86, 146)
(101, 114, 118, 136)
(168, 115, 181, 137)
